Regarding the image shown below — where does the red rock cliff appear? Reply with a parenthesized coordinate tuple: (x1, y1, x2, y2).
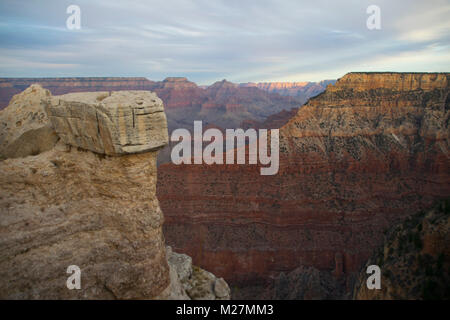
(157, 72, 450, 292)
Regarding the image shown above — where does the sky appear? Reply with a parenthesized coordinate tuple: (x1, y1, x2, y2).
(0, 0, 449, 84)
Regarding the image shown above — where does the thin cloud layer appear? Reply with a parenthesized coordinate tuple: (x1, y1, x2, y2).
(0, 0, 448, 83)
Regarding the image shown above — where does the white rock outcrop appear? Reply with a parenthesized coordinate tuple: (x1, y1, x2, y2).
(45, 91, 168, 155)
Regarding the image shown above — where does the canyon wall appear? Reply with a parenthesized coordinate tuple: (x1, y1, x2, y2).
(157, 72, 450, 296)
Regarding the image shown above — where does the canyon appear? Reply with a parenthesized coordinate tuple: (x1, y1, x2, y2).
(0, 77, 305, 131)
(0, 77, 317, 164)
(157, 72, 450, 298)
(240, 80, 336, 105)
(1, 73, 448, 299)
(0, 77, 328, 136)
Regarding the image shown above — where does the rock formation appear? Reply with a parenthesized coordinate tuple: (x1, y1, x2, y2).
(0, 77, 308, 164)
(0, 86, 229, 299)
(154, 77, 301, 133)
(157, 72, 450, 298)
(353, 199, 450, 300)
(0, 84, 58, 160)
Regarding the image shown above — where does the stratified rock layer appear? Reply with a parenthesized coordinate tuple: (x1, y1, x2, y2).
(46, 91, 168, 155)
(157, 72, 450, 296)
(0, 84, 58, 160)
(353, 199, 450, 300)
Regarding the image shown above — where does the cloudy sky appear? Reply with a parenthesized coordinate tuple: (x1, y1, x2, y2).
(0, 0, 449, 84)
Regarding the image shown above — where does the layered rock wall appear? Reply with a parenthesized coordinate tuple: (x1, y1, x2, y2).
(158, 72, 450, 296)
(353, 199, 450, 300)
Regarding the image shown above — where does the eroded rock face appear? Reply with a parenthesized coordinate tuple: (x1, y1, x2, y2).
(157, 247, 231, 300)
(0, 77, 156, 109)
(157, 72, 450, 297)
(240, 80, 335, 104)
(353, 199, 450, 300)
(0, 85, 230, 300)
(45, 91, 168, 155)
(0, 84, 58, 160)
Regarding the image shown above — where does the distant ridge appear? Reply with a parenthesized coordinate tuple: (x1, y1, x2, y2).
(239, 80, 336, 104)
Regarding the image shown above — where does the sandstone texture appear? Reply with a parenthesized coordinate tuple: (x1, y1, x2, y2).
(0, 84, 58, 160)
(158, 246, 231, 300)
(45, 91, 168, 155)
(353, 199, 450, 300)
(269, 265, 346, 300)
(157, 72, 450, 297)
(0, 85, 229, 299)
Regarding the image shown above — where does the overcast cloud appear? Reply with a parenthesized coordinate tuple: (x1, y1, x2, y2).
(0, 0, 449, 84)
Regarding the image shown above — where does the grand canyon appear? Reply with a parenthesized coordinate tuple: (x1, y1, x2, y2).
(157, 72, 450, 298)
(0, 72, 448, 300)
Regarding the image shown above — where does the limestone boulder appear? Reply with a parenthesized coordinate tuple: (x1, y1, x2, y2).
(0, 86, 229, 300)
(0, 84, 58, 160)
